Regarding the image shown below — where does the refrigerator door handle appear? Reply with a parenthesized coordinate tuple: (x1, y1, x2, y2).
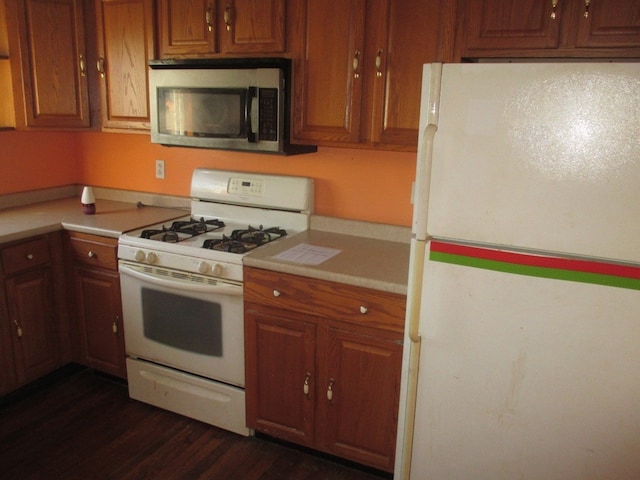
(413, 124, 437, 241)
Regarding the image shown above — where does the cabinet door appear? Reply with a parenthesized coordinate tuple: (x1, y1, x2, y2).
(245, 304, 316, 446)
(319, 325, 402, 472)
(363, 0, 450, 149)
(291, 0, 365, 144)
(218, 0, 285, 53)
(8, 0, 90, 128)
(95, 0, 155, 130)
(461, 0, 562, 52)
(0, 290, 17, 395)
(158, 0, 215, 57)
(6, 268, 58, 385)
(74, 267, 126, 379)
(574, 0, 640, 47)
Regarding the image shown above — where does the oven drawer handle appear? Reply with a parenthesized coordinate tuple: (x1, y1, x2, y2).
(119, 264, 243, 296)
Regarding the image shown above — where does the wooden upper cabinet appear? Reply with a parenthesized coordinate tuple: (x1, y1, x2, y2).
(158, 0, 215, 56)
(220, 0, 285, 53)
(574, 0, 640, 48)
(290, 0, 454, 151)
(6, 0, 90, 128)
(95, 0, 155, 131)
(462, 0, 561, 52)
(157, 0, 285, 57)
(363, 0, 449, 148)
(459, 0, 640, 58)
(291, 0, 366, 144)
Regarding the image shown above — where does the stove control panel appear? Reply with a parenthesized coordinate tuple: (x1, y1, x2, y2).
(228, 177, 264, 197)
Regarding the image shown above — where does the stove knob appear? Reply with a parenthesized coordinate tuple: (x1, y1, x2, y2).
(212, 263, 224, 276)
(134, 250, 145, 262)
(146, 252, 158, 264)
(198, 261, 210, 274)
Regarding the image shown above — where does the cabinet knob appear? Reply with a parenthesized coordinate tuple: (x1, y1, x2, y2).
(88, 251, 97, 259)
(112, 316, 119, 335)
(352, 50, 361, 79)
(97, 57, 105, 78)
(79, 54, 86, 77)
(327, 378, 335, 402)
(359, 305, 368, 314)
(206, 4, 213, 32)
(224, 3, 232, 31)
(375, 48, 383, 78)
(26, 253, 34, 260)
(273, 289, 281, 297)
(303, 372, 311, 397)
(14, 320, 23, 338)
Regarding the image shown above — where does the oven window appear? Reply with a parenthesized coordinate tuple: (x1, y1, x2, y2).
(141, 288, 222, 356)
(157, 87, 247, 138)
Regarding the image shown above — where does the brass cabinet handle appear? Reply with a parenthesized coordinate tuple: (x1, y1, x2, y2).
(303, 372, 311, 397)
(97, 58, 105, 78)
(375, 48, 383, 78)
(326, 378, 335, 401)
(206, 3, 214, 32)
(14, 320, 23, 338)
(79, 54, 86, 77)
(584, 0, 590, 17)
(551, 0, 558, 19)
(224, 3, 232, 31)
(353, 50, 361, 79)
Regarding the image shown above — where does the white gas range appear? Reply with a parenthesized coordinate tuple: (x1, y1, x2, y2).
(118, 169, 313, 436)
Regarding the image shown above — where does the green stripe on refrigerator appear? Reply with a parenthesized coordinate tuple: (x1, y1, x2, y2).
(430, 241, 640, 290)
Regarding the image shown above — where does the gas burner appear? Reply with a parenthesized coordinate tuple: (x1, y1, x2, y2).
(140, 226, 186, 243)
(140, 217, 226, 243)
(202, 236, 259, 254)
(230, 225, 287, 246)
(201, 226, 287, 254)
(173, 217, 226, 233)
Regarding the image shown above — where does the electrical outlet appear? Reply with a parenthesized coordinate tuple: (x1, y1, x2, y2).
(155, 159, 165, 179)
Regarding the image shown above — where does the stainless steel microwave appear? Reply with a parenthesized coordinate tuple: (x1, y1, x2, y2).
(148, 58, 316, 155)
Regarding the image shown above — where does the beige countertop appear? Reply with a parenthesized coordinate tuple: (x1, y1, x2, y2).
(0, 193, 411, 295)
(0, 197, 188, 243)
(244, 228, 411, 295)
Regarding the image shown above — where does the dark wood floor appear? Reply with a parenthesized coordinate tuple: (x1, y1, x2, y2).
(0, 368, 391, 480)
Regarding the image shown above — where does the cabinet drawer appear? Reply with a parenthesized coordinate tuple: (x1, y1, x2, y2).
(1, 237, 50, 275)
(244, 267, 405, 333)
(67, 232, 118, 271)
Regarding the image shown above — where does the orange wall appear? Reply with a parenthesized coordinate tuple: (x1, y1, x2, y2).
(0, 130, 80, 191)
(1, 130, 416, 226)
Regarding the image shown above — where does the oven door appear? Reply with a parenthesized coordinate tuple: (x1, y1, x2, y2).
(119, 261, 245, 387)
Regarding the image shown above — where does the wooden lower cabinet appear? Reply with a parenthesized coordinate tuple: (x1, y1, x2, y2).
(5, 267, 59, 385)
(244, 267, 405, 472)
(66, 232, 126, 379)
(0, 235, 65, 394)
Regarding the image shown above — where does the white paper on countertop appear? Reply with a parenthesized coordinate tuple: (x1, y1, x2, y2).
(272, 243, 341, 265)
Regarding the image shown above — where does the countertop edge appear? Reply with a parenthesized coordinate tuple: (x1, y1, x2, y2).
(243, 256, 407, 295)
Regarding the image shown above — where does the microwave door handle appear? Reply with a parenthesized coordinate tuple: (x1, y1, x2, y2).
(247, 87, 257, 143)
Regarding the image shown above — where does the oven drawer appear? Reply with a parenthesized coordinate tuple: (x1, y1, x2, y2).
(1, 237, 51, 275)
(67, 232, 118, 271)
(244, 267, 405, 333)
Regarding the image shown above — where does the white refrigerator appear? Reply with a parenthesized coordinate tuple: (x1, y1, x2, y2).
(395, 62, 640, 480)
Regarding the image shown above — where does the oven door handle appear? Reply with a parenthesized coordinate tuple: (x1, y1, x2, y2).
(119, 264, 243, 296)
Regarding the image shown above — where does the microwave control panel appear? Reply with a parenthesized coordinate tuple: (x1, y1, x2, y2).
(258, 88, 278, 141)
